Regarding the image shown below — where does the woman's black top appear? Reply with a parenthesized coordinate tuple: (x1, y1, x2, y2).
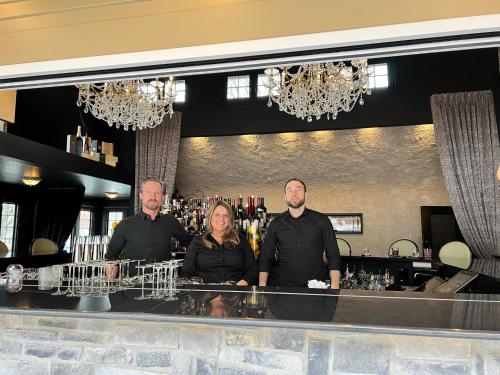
(181, 233, 258, 284)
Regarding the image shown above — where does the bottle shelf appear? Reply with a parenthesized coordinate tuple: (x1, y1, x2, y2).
(0, 132, 133, 197)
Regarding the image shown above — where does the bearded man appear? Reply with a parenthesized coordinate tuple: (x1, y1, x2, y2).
(106, 177, 191, 274)
(259, 178, 341, 289)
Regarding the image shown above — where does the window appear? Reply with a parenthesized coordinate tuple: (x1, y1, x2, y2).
(257, 74, 268, 97)
(78, 209, 92, 237)
(368, 63, 389, 89)
(139, 81, 162, 102)
(227, 75, 250, 99)
(63, 208, 93, 252)
(257, 73, 280, 97)
(140, 79, 186, 103)
(107, 210, 125, 235)
(63, 236, 72, 252)
(0, 202, 18, 255)
(173, 80, 186, 103)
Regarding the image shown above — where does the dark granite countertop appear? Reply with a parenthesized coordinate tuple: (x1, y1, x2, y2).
(1, 284, 499, 339)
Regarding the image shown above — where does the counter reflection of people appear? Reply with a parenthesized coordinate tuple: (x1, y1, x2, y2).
(178, 291, 241, 317)
(181, 201, 258, 285)
(259, 178, 341, 289)
(266, 289, 338, 322)
(105, 177, 192, 278)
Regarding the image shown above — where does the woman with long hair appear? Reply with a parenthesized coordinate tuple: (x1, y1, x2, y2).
(181, 201, 258, 285)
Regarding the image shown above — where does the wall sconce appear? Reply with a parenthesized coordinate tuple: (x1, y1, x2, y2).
(105, 191, 119, 199)
(21, 176, 42, 186)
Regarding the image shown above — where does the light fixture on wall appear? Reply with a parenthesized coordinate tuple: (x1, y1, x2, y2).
(76, 77, 175, 131)
(264, 59, 371, 122)
(105, 191, 119, 199)
(21, 176, 42, 186)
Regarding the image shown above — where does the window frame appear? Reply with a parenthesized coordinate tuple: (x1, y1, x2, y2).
(63, 206, 94, 253)
(0, 201, 19, 256)
(368, 62, 390, 90)
(173, 79, 187, 104)
(75, 206, 94, 238)
(104, 208, 127, 236)
(226, 74, 251, 100)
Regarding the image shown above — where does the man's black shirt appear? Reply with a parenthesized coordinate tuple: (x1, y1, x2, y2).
(182, 233, 258, 284)
(259, 208, 341, 287)
(105, 213, 192, 263)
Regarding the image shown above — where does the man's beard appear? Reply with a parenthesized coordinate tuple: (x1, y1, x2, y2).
(286, 198, 305, 209)
(144, 200, 160, 211)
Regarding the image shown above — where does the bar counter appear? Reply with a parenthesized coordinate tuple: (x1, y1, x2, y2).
(0, 284, 499, 374)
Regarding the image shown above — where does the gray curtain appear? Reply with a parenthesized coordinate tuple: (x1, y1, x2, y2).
(430, 90, 500, 277)
(134, 112, 182, 213)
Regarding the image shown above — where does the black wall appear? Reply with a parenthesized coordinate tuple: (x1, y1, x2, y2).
(12, 48, 499, 147)
(12, 86, 136, 173)
(176, 48, 500, 137)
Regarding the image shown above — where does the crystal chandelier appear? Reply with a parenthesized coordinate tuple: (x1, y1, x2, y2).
(76, 77, 175, 131)
(264, 59, 371, 122)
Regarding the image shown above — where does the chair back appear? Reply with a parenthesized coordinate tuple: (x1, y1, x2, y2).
(388, 239, 419, 257)
(31, 238, 59, 256)
(337, 238, 351, 256)
(0, 240, 8, 257)
(438, 241, 472, 269)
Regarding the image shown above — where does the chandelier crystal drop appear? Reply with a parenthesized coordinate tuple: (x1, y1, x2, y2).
(76, 77, 175, 131)
(264, 59, 371, 122)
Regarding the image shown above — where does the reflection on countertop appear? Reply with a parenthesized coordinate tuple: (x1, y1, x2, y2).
(0, 284, 499, 337)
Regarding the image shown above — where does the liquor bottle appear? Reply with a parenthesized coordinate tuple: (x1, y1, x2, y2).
(246, 196, 252, 218)
(243, 204, 250, 235)
(236, 195, 245, 230)
(423, 241, 432, 260)
(75, 126, 84, 155)
(85, 135, 92, 155)
(160, 194, 170, 215)
(256, 197, 267, 224)
(247, 195, 255, 219)
(230, 198, 236, 214)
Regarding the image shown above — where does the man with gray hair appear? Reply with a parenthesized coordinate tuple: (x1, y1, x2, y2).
(106, 177, 191, 276)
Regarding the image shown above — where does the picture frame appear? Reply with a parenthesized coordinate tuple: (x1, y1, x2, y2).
(327, 213, 363, 234)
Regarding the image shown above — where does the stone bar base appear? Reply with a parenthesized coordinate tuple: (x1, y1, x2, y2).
(0, 313, 498, 375)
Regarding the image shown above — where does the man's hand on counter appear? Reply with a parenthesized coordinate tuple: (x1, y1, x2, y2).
(258, 272, 268, 287)
(330, 270, 341, 290)
(106, 264, 118, 281)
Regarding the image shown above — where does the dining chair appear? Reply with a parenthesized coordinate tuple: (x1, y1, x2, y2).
(0, 240, 8, 257)
(337, 238, 351, 256)
(31, 238, 59, 256)
(438, 241, 472, 269)
(387, 239, 419, 257)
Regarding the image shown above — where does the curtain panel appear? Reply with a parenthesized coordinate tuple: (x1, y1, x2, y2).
(430, 90, 500, 277)
(33, 186, 85, 250)
(134, 112, 182, 213)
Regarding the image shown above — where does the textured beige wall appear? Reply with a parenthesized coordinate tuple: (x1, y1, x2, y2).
(1, 0, 500, 65)
(175, 125, 450, 256)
